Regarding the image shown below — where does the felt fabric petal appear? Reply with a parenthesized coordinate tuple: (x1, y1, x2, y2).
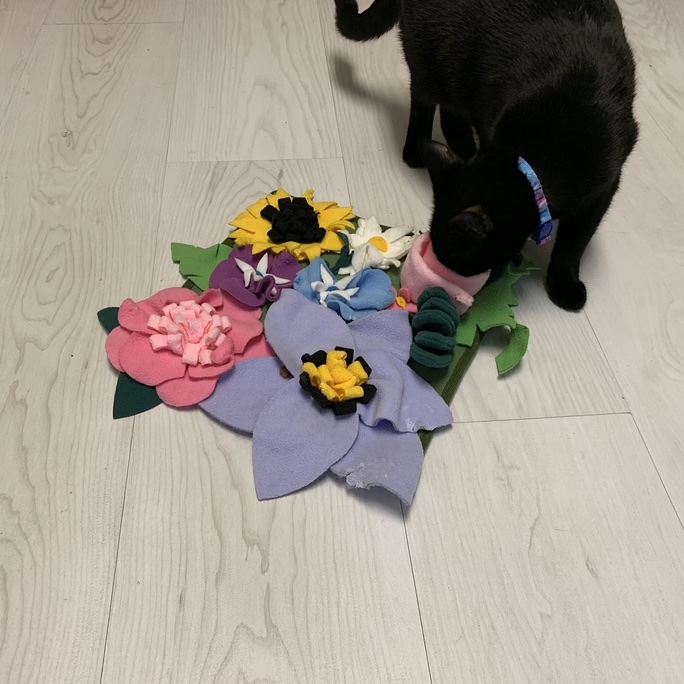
(264, 289, 352, 376)
(199, 356, 289, 433)
(330, 423, 425, 505)
(218, 295, 264, 355)
(156, 375, 218, 407)
(118, 288, 199, 332)
(187, 356, 235, 379)
(105, 326, 131, 372)
(118, 332, 186, 386)
(317, 204, 354, 228)
(294, 259, 395, 322)
(239, 335, 275, 361)
(348, 310, 412, 362)
(252, 382, 360, 500)
(358, 350, 454, 432)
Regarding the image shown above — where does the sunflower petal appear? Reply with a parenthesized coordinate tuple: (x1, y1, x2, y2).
(318, 205, 355, 228)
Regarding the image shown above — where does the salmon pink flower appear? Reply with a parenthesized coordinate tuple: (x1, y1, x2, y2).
(105, 287, 272, 407)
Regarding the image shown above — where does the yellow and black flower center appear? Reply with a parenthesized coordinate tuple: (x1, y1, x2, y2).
(299, 347, 376, 416)
(261, 196, 325, 245)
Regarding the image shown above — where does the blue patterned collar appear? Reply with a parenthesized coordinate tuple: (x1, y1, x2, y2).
(517, 157, 554, 244)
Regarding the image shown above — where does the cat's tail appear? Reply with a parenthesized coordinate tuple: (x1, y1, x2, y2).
(335, 0, 399, 41)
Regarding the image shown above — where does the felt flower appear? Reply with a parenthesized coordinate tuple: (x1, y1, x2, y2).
(209, 246, 301, 308)
(105, 288, 272, 407)
(294, 258, 395, 321)
(200, 289, 453, 504)
(338, 216, 416, 276)
(229, 188, 356, 261)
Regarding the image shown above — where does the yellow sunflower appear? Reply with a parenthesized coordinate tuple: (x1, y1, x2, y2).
(229, 188, 356, 262)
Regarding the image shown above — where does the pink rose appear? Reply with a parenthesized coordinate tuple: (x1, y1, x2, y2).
(105, 287, 273, 407)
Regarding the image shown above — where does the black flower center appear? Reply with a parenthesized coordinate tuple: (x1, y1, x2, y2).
(261, 197, 325, 245)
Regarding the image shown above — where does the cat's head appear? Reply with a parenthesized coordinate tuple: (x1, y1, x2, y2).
(419, 141, 539, 276)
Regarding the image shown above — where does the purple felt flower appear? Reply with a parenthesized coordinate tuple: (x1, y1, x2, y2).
(209, 246, 301, 308)
(200, 289, 453, 504)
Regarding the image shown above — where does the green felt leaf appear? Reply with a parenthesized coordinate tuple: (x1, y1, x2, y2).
(97, 307, 120, 333)
(456, 261, 535, 347)
(171, 242, 233, 292)
(496, 324, 530, 376)
(113, 372, 163, 419)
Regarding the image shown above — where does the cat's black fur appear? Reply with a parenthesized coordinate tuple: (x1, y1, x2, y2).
(335, 0, 638, 310)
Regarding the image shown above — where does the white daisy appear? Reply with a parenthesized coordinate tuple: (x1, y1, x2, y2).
(338, 216, 417, 276)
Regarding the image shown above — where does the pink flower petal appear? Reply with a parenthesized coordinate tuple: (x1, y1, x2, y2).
(198, 288, 223, 309)
(118, 332, 186, 386)
(238, 335, 275, 362)
(156, 375, 218, 407)
(187, 357, 235, 379)
(118, 287, 199, 333)
(105, 326, 131, 372)
(219, 294, 264, 355)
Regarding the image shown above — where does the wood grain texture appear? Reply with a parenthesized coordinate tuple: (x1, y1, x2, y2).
(168, 0, 341, 163)
(0, 0, 54, 127)
(407, 415, 684, 682)
(318, 1, 434, 229)
(47, 0, 185, 24)
(101, 160, 430, 684)
(0, 23, 181, 681)
(617, 0, 684, 160)
(452, 265, 627, 423)
(583, 232, 684, 515)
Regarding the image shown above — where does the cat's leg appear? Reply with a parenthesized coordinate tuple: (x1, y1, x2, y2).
(402, 94, 435, 168)
(547, 187, 616, 310)
(440, 108, 477, 161)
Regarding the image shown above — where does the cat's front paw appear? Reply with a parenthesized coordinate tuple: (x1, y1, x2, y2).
(402, 143, 425, 169)
(546, 274, 587, 311)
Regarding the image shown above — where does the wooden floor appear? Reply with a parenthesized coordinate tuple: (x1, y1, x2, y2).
(1, 0, 683, 681)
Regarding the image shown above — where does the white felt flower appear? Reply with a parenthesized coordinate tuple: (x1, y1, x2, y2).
(338, 217, 417, 276)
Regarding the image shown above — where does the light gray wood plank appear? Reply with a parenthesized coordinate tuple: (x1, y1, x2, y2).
(101, 160, 430, 684)
(0, 22, 182, 682)
(583, 232, 684, 515)
(168, 0, 341, 162)
(47, 0, 185, 24)
(407, 415, 684, 683)
(0, 0, 54, 127)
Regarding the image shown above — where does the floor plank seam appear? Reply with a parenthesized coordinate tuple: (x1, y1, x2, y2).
(455, 411, 632, 426)
(98, 420, 137, 684)
(401, 504, 435, 684)
(627, 413, 684, 531)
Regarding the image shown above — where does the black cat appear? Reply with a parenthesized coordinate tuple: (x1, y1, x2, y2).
(335, 0, 638, 310)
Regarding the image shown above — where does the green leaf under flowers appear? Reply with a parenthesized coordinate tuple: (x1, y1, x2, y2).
(171, 242, 233, 292)
(455, 260, 536, 375)
(495, 323, 530, 375)
(113, 371, 163, 419)
(97, 307, 120, 333)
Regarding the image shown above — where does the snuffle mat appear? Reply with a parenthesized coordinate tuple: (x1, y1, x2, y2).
(99, 189, 533, 505)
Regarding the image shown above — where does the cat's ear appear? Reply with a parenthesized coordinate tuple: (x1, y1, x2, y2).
(448, 207, 492, 243)
(418, 140, 461, 179)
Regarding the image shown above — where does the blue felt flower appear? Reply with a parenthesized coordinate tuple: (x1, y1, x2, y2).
(293, 257, 395, 321)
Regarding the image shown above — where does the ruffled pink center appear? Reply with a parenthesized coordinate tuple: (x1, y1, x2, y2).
(147, 300, 233, 366)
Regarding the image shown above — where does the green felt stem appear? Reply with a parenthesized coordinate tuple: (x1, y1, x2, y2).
(414, 330, 483, 453)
